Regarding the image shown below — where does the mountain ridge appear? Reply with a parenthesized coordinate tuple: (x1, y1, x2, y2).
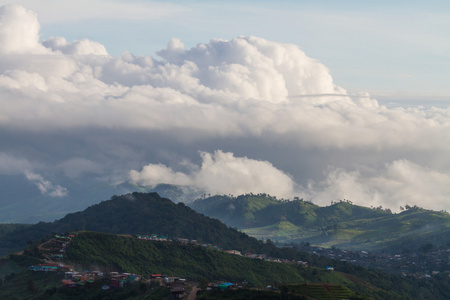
(189, 194, 450, 252)
(0, 192, 274, 257)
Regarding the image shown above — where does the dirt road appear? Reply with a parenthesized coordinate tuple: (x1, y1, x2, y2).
(187, 286, 199, 300)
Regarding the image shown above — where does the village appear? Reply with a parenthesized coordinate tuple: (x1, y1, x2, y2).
(29, 232, 307, 298)
(297, 243, 450, 279)
(29, 232, 193, 298)
(28, 231, 450, 299)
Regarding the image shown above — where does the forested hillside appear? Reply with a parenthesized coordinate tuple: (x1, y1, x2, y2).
(191, 194, 450, 251)
(22, 232, 450, 299)
(0, 193, 273, 256)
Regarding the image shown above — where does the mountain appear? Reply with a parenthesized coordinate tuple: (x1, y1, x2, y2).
(189, 195, 450, 252)
(1, 191, 450, 299)
(0, 175, 202, 224)
(0, 192, 278, 257)
(0, 175, 151, 223)
(190, 194, 281, 228)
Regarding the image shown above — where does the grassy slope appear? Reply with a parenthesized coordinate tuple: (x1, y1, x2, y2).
(191, 194, 281, 227)
(66, 232, 314, 287)
(65, 232, 402, 299)
(1, 231, 449, 299)
(192, 196, 450, 251)
(64, 232, 450, 299)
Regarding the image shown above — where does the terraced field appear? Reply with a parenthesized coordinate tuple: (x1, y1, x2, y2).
(282, 283, 355, 300)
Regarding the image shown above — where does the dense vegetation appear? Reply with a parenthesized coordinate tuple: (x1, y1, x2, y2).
(197, 283, 369, 300)
(35, 281, 171, 300)
(197, 288, 307, 300)
(191, 195, 450, 251)
(0, 192, 270, 256)
(65, 232, 449, 299)
(67, 232, 315, 287)
(0, 223, 31, 238)
(1, 228, 450, 298)
(1, 192, 450, 299)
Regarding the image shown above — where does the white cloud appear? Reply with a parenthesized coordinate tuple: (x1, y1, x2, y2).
(130, 163, 190, 187)
(301, 160, 450, 212)
(0, 4, 48, 54)
(24, 170, 69, 197)
(0, 4, 449, 214)
(130, 150, 297, 199)
(42, 37, 108, 55)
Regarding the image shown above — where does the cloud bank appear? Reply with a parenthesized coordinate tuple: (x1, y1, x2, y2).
(0, 4, 449, 216)
(130, 150, 296, 199)
(301, 160, 450, 212)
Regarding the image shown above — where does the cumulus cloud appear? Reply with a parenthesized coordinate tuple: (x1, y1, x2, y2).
(24, 170, 69, 197)
(130, 150, 297, 199)
(0, 4, 48, 54)
(0, 4, 449, 214)
(42, 37, 108, 55)
(301, 160, 450, 212)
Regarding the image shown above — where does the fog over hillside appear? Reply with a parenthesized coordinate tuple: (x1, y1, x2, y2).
(0, 4, 449, 222)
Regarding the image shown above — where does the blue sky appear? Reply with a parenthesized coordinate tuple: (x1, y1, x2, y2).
(2, 0, 449, 101)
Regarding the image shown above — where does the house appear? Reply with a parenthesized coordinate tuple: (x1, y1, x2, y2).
(62, 279, 77, 288)
(170, 285, 186, 299)
(218, 282, 234, 290)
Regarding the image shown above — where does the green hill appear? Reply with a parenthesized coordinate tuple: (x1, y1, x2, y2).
(67, 232, 314, 287)
(191, 194, 281, 227)
(0, 192, 286, 257)
(190, 195, 450, 252)
(3, 231, 450, 299)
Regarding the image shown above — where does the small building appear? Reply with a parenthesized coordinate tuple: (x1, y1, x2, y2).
(218, 282, 234, 290)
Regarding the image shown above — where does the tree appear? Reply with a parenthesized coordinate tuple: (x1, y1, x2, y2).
(199, 278, 209, 290)
(26, 278, 38, 295)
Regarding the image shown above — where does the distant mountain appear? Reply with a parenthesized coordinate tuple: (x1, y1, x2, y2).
(0, 192, 274, 256)
(190, 195, 450, 252)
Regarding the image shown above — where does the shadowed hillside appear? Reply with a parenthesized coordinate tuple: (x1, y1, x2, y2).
(0, 192, 267, 256)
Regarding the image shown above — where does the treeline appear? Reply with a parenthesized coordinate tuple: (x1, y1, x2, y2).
(190, 194, 390, 229)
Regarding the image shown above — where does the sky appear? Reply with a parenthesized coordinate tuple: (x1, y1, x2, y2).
(0, 1, 449, 220)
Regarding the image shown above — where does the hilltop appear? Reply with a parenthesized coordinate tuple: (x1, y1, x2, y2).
(0, 192, 274, 257)
(190, 194, 450, 252)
